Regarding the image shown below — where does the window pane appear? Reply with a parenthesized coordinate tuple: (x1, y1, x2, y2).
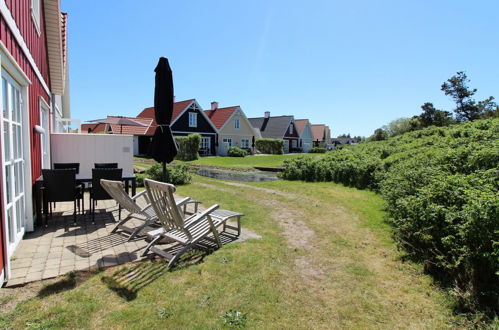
(10, 86, 16, 122)
(3, 120, 9, 160)
(15, 89, 21, 124)
(17, 125, 22, 158)
(5, 164, 11, 203)
(7, 207, 14, 243)
(14, 162, 19, 196)
(2, 78, 7, 118)
(12, 125, 17, 159)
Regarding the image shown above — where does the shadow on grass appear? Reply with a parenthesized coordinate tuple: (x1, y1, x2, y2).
(37, 272, 78, 298)
(100, 233, 240, 301)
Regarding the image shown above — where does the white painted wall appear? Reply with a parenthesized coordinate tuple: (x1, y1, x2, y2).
(51, 133, 134, 178)
(133, 136, 139, 156)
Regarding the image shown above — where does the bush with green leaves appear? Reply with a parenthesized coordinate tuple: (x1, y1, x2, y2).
(255, 138, 283, 154)
(145, 163, 191, 185)
(227, 146, 247, 157)
(282, 118, 499, 313)
(308, 147, 326, 153)
(175, 134, 201, 161)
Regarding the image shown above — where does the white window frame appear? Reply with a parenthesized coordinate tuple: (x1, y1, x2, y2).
(39, 98, 50, 169)
(289, 124, 293, 134)
(201, 136, 210, 150)
(241, 139, 250, 148)
(234, 118, 240, 129)
(222, 138, 232, 147)
(31, 0, 41, 35)
(188, 112, 197, 128)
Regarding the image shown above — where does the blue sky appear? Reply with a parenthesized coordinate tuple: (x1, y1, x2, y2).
(62, 0, 499, 137)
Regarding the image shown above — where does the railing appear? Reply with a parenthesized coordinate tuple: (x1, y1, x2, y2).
(54, 118, 81, 133)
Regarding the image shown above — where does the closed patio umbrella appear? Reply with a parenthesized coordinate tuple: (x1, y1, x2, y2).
(148, 57, 177, 181)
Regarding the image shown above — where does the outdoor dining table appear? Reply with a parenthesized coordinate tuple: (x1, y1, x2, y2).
(34, 174, 136, 227)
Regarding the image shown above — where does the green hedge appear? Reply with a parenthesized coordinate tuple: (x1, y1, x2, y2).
(282, 119, 499, 313)
(143, 163, 192, 185)
(255, 138, 283, 154)
(175, 134, 201, 161)
(227, 146, 247, 157)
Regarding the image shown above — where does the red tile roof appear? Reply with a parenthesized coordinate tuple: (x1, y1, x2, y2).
(311, 124, 326, 141)
(138, 99, 195, 135)
(81, 123, 106, 133)
(107, 117, 152, 135)
(294, 119, 310, 135)
(204, 106, 239, 129)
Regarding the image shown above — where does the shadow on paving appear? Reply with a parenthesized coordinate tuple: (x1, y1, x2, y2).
(101, 232, 240, 301)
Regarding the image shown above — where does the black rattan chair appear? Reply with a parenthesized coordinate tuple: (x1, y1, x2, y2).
(94, 163, 118, 169)
(42, 169, 84, 226)
(53, 163, 80, 174)
(90, 168, 123, 223)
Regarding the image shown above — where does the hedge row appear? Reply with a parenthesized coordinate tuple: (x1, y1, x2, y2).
(175, 134, 201, 161)
(255, 138, 283, 154)
(282, 119, 499, 313)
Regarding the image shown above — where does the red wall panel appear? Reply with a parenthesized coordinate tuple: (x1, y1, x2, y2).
(1, 1, 51, 184)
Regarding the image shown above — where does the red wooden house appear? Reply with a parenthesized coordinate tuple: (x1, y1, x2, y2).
(0, 0, 69, 284)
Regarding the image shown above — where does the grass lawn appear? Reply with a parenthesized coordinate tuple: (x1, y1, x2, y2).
(136, 153, 323, 171)
(0, 175, 473, 329)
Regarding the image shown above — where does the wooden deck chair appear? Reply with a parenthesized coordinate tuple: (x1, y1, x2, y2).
(142, 179, 225, 269)
(100, 179, 193, 241)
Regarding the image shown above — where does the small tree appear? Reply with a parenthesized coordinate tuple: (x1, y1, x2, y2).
(441, 71, 496, 122)
(175, 134, 201, 161)
(419, 102, 453, 127)
(382, 117, 420, 137)
(369, 128, 388, 141)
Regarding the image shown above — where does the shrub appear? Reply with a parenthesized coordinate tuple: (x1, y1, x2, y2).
(282, 118, 499, 313)
(227, 146, 247, 157)
(145, 163, 192, 185)
(308, 147, 326, 153)
(255, 138, 283, 154)
(175, 134, 201, 161)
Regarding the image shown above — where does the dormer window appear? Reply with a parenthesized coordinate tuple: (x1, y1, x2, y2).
(234, 118, 240, 129)
(188, 112, 197, 127)
(31, 0, 41, 35)
(289, 124, 293, 134)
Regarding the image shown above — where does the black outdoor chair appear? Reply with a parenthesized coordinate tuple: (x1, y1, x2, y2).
(94, 163, 118, 169)
(53, 162, 80, 174)
(41, 169, 84, 226)
(90, 168, 123, 223)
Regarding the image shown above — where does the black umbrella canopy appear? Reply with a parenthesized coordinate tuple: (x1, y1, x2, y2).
(149, 57, 178, 166)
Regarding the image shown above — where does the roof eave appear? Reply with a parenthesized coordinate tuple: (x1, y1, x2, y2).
(44, 0, 64, 95)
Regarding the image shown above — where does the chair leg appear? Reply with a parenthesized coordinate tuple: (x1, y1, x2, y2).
(127, 219, 155, 242)
(73, 199, 77, 225)
(118, 204, 121, 221)
(141, 235, 162, 257)
(167, 244, 191, 269)
(92, 199, 95, 224)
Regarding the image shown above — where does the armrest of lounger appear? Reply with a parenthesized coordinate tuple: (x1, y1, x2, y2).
(185, 204, 219, 229)
(131, 190, 147, 201)
(175, 197, 191, 208)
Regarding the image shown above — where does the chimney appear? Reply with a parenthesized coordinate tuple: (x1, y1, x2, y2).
(264, 111, 270, 118)
(173, 96, 176, 103)
(211, 101, 219, 110)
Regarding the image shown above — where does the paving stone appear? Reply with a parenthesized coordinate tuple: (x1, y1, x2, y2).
(25, 271, 43, 282)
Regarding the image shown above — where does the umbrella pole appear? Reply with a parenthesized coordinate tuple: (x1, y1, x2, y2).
(162, 162, 167, 182)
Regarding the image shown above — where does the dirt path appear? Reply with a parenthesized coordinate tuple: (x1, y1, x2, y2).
(194, 180, 461, 328)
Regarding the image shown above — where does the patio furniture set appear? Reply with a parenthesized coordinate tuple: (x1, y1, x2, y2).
(102, 178, 244, 268)
(36, 163, 244, 268)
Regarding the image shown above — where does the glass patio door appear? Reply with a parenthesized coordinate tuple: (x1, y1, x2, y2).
(1, 72, 26, 257)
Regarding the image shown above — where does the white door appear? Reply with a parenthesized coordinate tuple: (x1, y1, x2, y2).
(40, 103, 50, 168)
(1, 72, 26, 258)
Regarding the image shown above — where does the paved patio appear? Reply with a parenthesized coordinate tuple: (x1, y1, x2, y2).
(6, 195, 199, 287)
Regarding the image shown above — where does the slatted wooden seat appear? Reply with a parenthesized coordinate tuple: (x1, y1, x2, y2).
(100, 179, 194, 241)
(141, 179, 226, 268)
